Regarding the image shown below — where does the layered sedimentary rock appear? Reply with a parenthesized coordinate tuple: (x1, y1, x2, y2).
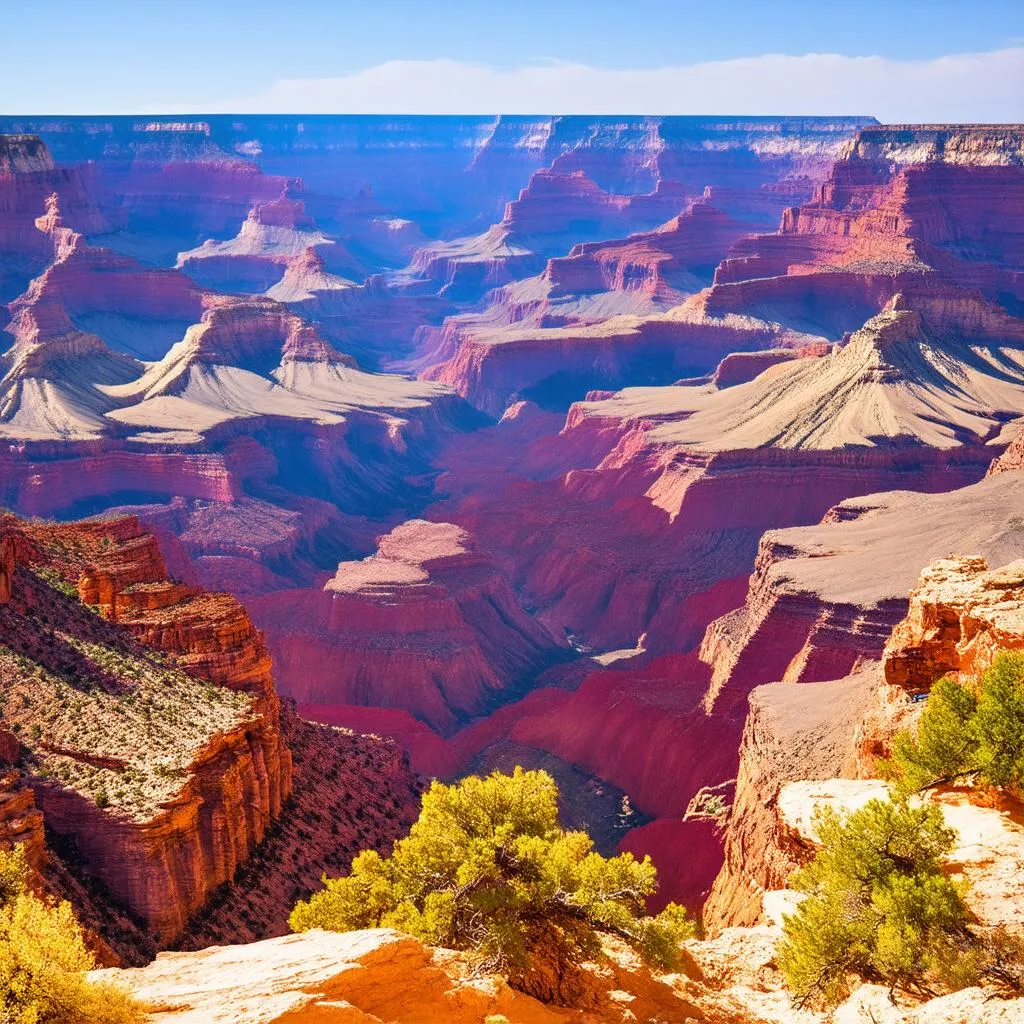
(176, 194, 354, 294)
(406, 170, 694, 301)
(435, 288, 1024, 661)
(883, 556, 1024, 692)
(699, 473, 1024, 714)
(0, 192, 470, 555)
(705, 544, 1024, 932)
(178, 703, 421, 949)
(416, 185, 819, 414)
(702, 668, 876, 931)
(705, 124, 1024, 335)
(7, 192, 207, 359)
(0, 513, 291, 945)
(0, 134, 106, 305)
(252, 519, 569, 732)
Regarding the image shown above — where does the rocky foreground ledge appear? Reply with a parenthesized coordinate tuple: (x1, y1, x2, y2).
(95, 910, 1024, 1024)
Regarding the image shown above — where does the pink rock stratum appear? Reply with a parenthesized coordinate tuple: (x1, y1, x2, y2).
(1, 116, 1024, 1019)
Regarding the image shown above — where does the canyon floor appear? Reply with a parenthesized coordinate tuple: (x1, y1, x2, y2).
(1, 116, 1024, 1020)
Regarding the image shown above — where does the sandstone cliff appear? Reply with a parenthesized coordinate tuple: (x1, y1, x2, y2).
(706, 548, 1024, 933)
(0, 513, 291, 948)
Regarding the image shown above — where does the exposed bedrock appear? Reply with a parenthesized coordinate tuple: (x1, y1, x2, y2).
(699, 473, 1024, 714)
(702, 668, 876, 932)
(703, 490, 1024, 932)
(0, 514, 291, 946)
(0, 135, 107, 305)
(250, 519, 570, 733)
(704, 126, 1024, 334)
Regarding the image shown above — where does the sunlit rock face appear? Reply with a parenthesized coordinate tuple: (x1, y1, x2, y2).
(2, 116, 1024, 958)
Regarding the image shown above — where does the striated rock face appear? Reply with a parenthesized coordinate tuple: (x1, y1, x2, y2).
(704, 125, 1024, 337)
(883, 556, 1024, 693)
(0, 134, 107, 305)
(698, 474, 1024, 713)
(252, 519, 569, 733)
(0, 513, 291, 945)
(707, 542, 1024, 933)
(176, 194, 352, 295)
(405, 168, 693, 301)
(178, 703, 421, 950)
(416, 184, 818, 415)
(703, 668, 876, 932)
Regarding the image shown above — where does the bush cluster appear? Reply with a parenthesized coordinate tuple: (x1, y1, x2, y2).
(881, 652, 1024, 794)
(0, 845, 143, 1023)
(291, 767, 695, 1002)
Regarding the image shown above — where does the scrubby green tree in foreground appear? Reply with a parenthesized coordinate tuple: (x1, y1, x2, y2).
(881, 652, 1024, 794)
(291, 767, 695, 1002)
(777, 797, 972, 1008)
(0, 845, 142, 1024)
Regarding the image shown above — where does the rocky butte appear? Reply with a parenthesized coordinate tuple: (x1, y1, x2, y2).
(0, 116, 1023, 1020)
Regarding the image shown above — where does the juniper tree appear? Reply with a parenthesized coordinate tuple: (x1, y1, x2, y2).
(290, 767, 695, 1003)
(777, 797, 970, 1008)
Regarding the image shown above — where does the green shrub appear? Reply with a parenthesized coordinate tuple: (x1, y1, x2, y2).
(290, 767, 695, 1002)
(972, 652, 1024, 788)
(777, 797, 970, 1008)
(882, 652, 1024, 794)
(0, 845, 143, 1023)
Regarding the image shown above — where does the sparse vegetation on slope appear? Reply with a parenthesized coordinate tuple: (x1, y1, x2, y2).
(0, 845, 143, 1024)
(0, 621, 250, 819)
(290, 767, 695, 1005)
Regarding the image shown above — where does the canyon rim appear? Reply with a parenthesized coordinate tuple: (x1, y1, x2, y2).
(2, 1, 1024, 1020)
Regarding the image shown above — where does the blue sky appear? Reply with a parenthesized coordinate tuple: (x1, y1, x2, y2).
(1, 0, 1022, 118)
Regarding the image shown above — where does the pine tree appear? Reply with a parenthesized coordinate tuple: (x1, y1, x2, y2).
(882, 652, 1024, 795)
(973, 651, 1024, 789)
(880, 676, 979, 793)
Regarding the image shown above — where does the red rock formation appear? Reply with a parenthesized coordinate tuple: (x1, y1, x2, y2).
(176, 194, 361, 294)
(883, 556, 1024, 692)
(432, 295, 1017, 658)
(698, 473, 1024, 714)
(702, 668, 876, 931)
(7, 195, 207, 359)
(0, 513, 292, 944)
(0, 135, 107, 305)
(251, 519, 568, 733)
(704, 125, 1024, 334)
(0, 770, 45, 871)
(406, 169, 691, 301)
(704, 527, 1024, 932)
(178, 703, 421, 949)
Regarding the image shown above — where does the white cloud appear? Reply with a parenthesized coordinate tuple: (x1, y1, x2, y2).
(176, 49, 1024, 122)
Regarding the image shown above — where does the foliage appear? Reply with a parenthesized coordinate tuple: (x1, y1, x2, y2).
(880, 676, 979, 793)
(290, 768, 695, 1000)
(777, 797, 971, 1008)
(972, 652, 1024, 789)
(881, 652, 1024, 794)
(0, 845, 143, 1024)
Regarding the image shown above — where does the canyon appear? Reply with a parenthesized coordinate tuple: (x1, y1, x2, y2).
(1, 114, 1024, 1018)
